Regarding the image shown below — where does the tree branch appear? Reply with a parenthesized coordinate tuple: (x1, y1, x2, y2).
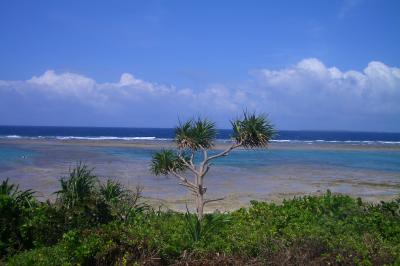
(203, 197, 225, 207)
(171, 171, 197, 191)
(178, 154, 199, 175)
(178, 182, 198, 193)
(198, 145, 210, 178)
(199, 145, 208, 162)
(189, 152, 195, 168)
(205, 142, 242, 163)
(202, 163, 211, 177)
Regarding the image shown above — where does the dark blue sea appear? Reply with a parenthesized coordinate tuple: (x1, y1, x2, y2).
(0, 126, 399, 205)
(1, 126, 400, 144)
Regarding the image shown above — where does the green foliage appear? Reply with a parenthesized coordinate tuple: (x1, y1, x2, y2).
(184, 207, 231, 243)
(0, 178, 35, 208)
(0, 165, 146, 261)
(0, 179, 37, 258)
(150, 149, 188, 176)
(101, 180, 148, 222)
(100, 178, 126, 203)
(5, 246, 71, 266)
(24, 202, 69, 247)
(175, 118, 217, 150)
(56, 163, 97, 209)
(6, 192, 400, 265)
(377, 197, 400, 218)
(184, 210, 202, 242)
(231, 111, 276, 148)
(53, 164, 115, 229)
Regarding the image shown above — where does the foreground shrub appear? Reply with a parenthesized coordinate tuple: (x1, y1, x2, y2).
(7, 222, 163, 266)
(0, 165, 145, 260)
(0, 179, 36, 257)
(56, 163, 98, 209)
(5, 192, 400, 265)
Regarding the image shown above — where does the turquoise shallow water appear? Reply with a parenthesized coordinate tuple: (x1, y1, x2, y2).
(216, 149, 400, 172)
(0, 146, 35, 167)
(2, 145, 400, 173)
(99, 147, 400, 173)
(0, 140, 399, 205)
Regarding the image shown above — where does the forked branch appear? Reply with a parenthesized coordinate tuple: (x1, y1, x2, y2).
(178, 154, 199, 175)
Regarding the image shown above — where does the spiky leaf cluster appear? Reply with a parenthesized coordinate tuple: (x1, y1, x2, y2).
(150, 149, 188, 176)
(231, 112, 275, 148)
(56, 163, 97, 209)
(100, 179, 127, 203)
(0, 178, 35, 207)
(175, 119, 217, 150)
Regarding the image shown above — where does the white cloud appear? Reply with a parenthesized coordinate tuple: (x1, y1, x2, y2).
(119, 73, 140, 86)
(0, 58, 399, 130)
(254, 58, 400, 117)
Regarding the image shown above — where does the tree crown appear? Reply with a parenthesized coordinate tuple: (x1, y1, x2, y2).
(150, 149, 188, 176)
(175, 118, 217, 151)
(150, 112, 275, 177)
(231, 112, 276, 148)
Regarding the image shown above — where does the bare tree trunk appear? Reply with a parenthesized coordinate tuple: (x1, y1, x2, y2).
(195, 168, 205, 221)
(196, 190, 204, 221)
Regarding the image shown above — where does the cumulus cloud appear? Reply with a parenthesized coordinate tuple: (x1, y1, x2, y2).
(255, 58, 399, 111)
(252, 58, 400, 130)
(0, 58, 399, 130)
(0, 69, 246, 127)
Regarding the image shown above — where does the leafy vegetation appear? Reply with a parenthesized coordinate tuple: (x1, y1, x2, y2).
(0, 178, 35, 207)
(184, 208, 231, 243)
(0, 179, 36, 257)
(56, 163, 98, 209)
(231, 112, 275, 148)
(0, 164, 144, 261)
(1, 167, 399, 265)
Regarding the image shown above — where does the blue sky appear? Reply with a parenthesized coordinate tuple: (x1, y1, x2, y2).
(0, 0, 399, 131)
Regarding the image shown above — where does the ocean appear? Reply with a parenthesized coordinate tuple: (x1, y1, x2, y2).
(1, 126, 400, 143)
(0, 126, 399, 210)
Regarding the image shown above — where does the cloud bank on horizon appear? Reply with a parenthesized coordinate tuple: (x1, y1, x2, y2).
(1, 58, 399, 131)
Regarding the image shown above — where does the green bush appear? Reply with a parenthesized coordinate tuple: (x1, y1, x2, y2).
(56, 163, 98, 209)
(5, 192, 400, 265)
(0, 179, 36, 257)
(0, 165, 145, 260)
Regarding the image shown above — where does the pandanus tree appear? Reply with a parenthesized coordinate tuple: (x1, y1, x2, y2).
(150, 112, 275, 220)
